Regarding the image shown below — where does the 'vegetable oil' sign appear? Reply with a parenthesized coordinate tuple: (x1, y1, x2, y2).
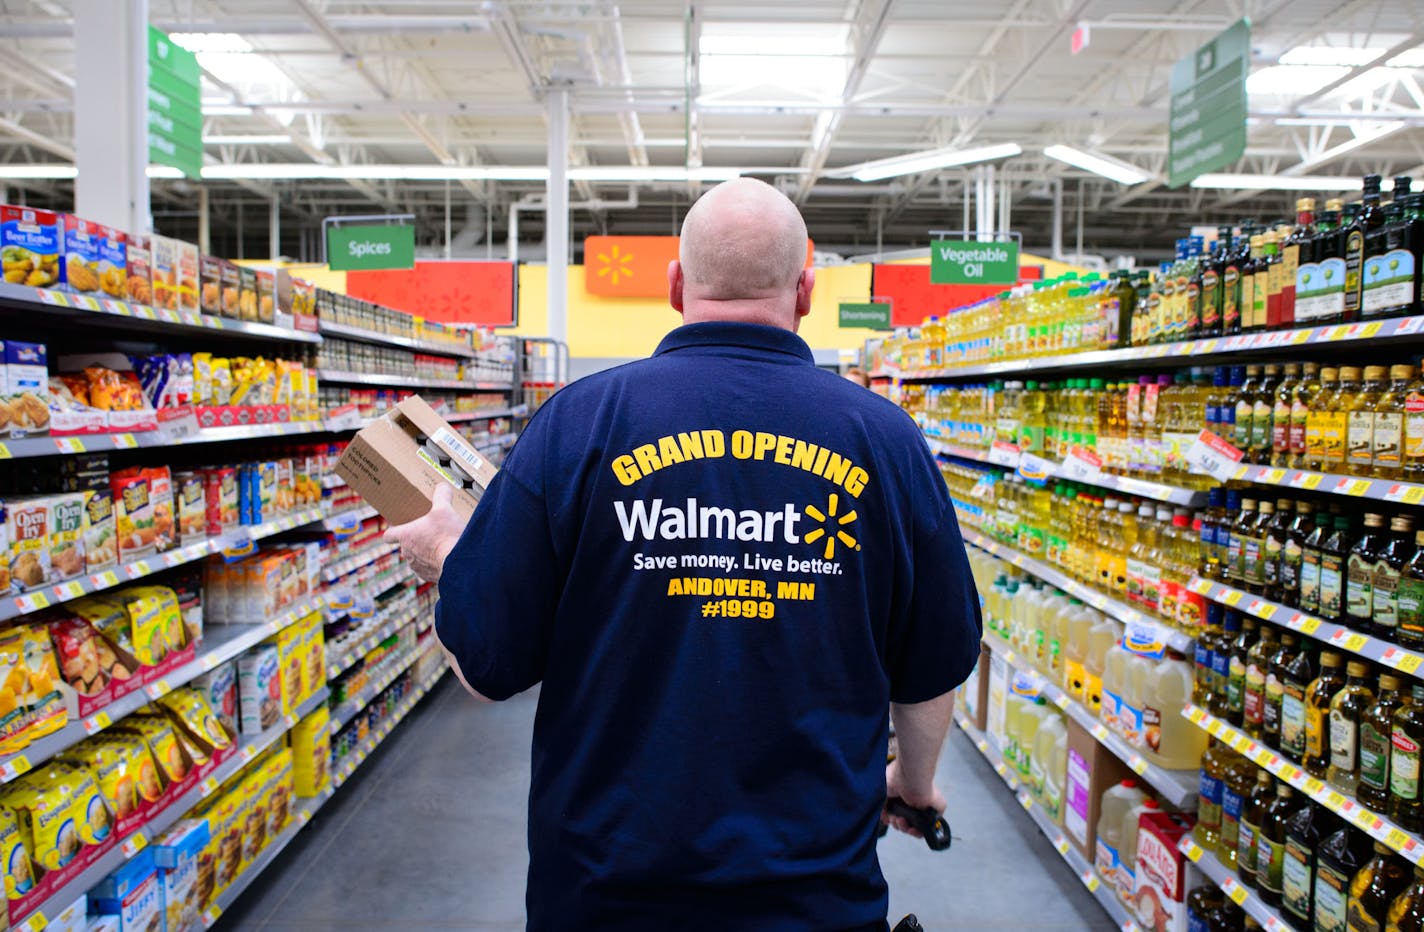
(929, 240, 1020, 285)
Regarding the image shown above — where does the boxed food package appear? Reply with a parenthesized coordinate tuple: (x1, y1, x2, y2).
(299, 607, 325, 697)
(46, 892, 85, 932)
(1063, 716, 1135, 863)
(89, 917, 120, 932)
(289, 705, 330, 797)
(146, 466, 176, 554)
(47, 492, 85, 582)
(202, 467, 239, 535)
(8, 496, 51, 591)
(335, 395, 496, 525)
(6, 341, 51, 437)
(236, 766, 269, 871)
(192, 661, 238, 738)
(110, 469, 155, 563)
(175, 241, 199, 313)
(150, 236, 179, 311)
(275, 622, 305, 715)
(238, 645, 282, 734)
(258, 748, 293, 840)
(171, 570, 204, 648)
(152, 819, 210, 932)
(172, 471, 206, 545)
(90, 848, 165, 932)
(0, 205, 60, 288)
(220, 261, 240, 319)
(54, 353, 156, 434)
(255, 268, 275, 323)
(124, 235, 151, 306)
(199, 256, 222, 316)
(238, 267, 257, 321)
(1130, 811, 1197, 932)
(61, 216, 125, 298)
(81, 485, 117, 574)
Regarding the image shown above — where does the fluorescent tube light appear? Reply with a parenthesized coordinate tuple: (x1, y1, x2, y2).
(0, 165, 77, 179)
(1189, 173, 1397, 192)
(1042, 145, 1151, 185)
(0, 163, 761, 184)
(843, 143, 1022, 182)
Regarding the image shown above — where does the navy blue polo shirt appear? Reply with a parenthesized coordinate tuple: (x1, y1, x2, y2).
(436, 322, 982, 930)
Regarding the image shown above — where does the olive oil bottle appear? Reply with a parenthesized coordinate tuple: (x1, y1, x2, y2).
(1349, 366, 1388, 475)
(1374, 516, 1417, 642)
(1258, 781, 1299, 907)
(1322, 515, 1357, 624)
(1280, 641, 1315, 763)
(1307, 366, 1342, 471)
(1326, 366, 1363, 474)
(1349, 513, 1390, 631)
(1219, 756, 1257, 868)
(1282, 801, 1333, 927)
(1300, 506, 1334, 616)
(1197, 737, 1235, 849)
(1228, 616, 1259, 728)
(1348, 840, 1411, 932)
(1264, 631, 1300, 750)
(1385, 861, 1424, 932)
(1306, 651, 1348, 778)
(1290, 361, 1321, 469)
(1399, 531, 1424, 650)
(1280, 500, 1314, 609)
(1238, 769, 1274, 889)
(1404, 367, 1424, 481)
(1372, 365, 1414, 479)
(1264, 497, 1292, 603)
(1328, 660, 1377, 794)
(1211, 609, 1242, 720)
(1272, 363, 1301, 467)
(1392, 683, 1424, 832)
(1316, 825, 1372, 932)
(1360, 674, 1409, 812)
(1244, 622, 1278, 739)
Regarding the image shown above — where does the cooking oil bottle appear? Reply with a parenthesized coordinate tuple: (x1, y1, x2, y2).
(1348, 366, 1388, 475)
(1372, 364, 1413, 479)
(1306, 366, 1341, 471)
(1289, 362, 1321, 469)
(1328, 366, 1363, 473)
(1271, 363, 1301, 467)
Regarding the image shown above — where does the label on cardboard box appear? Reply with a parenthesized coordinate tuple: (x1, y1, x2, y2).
(1065, 747, 1090, 845)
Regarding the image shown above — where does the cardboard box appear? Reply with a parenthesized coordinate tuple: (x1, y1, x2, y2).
(238, 645, 281, 734)
(125, 235, 152, 306)
(335, 395, 496, 526)
(1063, 716, 1135, 864)
(959, 644, 990, 732)
(985, 650, 1008, 749)
(90, 848, 165, 932)
(0, 205, 60, 288)
(220, 261, 240, 318)
(199, 256, 222, 316)
(152, 819, 210, 932)
(6, 341, 50, 437)
(61, 216, 125, 298)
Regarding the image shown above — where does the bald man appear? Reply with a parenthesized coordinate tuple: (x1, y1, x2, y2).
(388, 179, 982, 930)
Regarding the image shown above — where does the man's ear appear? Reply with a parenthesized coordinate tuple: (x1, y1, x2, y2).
(668, 260, 685, 315)
(794, 267, 815, 318)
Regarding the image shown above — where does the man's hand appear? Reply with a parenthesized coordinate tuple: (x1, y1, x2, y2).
(383, 483, 467, 583)
(883, 759, 947, 839)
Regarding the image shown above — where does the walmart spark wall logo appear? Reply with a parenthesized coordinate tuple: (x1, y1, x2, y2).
(594, 243, 635, 286)
(802, 493, 858, 559)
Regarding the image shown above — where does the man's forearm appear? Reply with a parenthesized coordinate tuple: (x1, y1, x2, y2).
(890, 691, 956, 795)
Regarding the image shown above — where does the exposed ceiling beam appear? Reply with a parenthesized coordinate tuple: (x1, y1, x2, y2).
(791, 0, 896, 204)
(1290, 32, 1424, 111)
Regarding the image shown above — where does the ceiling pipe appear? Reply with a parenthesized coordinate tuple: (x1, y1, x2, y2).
(508, 188, 639, 264)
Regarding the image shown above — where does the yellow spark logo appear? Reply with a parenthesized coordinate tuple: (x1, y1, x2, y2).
(802, 492, 858, 560)
(594, 244, 635, 285)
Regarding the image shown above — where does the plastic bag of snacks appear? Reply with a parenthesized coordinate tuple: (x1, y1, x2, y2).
(0, 802, 36, 899)
(62, 737, 140, 822)
(2, 771, 81, 872)
(118, 715, 192, 786)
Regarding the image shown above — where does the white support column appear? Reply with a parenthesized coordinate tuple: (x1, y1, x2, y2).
(197, 187, 210, 254)
(74, 0, 149, 233)
(1051, 178, 1063, 260)
(546, 86, 570, 344)
(269, 198, 280, 259)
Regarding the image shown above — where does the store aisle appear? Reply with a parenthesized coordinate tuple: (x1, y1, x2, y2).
(219, 681, 1112, 931)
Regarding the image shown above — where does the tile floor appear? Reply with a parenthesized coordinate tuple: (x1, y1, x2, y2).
(216, 679, 1115, 930)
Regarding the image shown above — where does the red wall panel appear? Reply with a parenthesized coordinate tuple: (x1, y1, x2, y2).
(347, 260, 516, 326)
(870, 263, 1043, 327)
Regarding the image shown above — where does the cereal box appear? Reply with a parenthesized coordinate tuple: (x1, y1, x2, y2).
(192, 661, 237, 738)
(175, 240, 199, 313)
(220, 261, 240, 319)
(0, 205, 60, 288)
(276, 622, 304, 716)
(5, 341, 50, 438)
(90, 848, 164, 932)
(199, 255, 222, 316)
(152, 819, 209, 932)
(48, 492, 85, 582)
(8, 497, 50, 591)
(238, 645, 281, 734)
(150, 235, 178, 311)
(61, 216, 125, 298)
(125, 234, 152, 306)
(289, 705, 330, 797)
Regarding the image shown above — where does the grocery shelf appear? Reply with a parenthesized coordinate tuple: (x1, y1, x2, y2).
(323, 504, 377, 532)
(961, 528, 1194, 653)
(317, 319, 477, 358)
(925, 433, 1208, 507)
(327, 606, 425, 681)
(321, 474, 348, 489)
(199, 663, 447, 930)
(12, 688, 329, 931)
(1178, 835, 1295, 932)
(886, 314, 1424, 381)
(0, 421, 326, 459)
(1182, 704, 1424, 865)
(332, 661, 448, 788)
(314, 369, 514, 392)
(0, 591, 336, 785)
(982, 633, 1198, 808)
(328, 645, 424, 732)
(322, 542, 399, 583)
(1223, 461, 1424, 508)
(0, 282, 323, 345)
(446, 404, 529, 422)
(953, 713, 1140, 932)
(1187, 575, 1424, 680)
(0, 506, 326, 624)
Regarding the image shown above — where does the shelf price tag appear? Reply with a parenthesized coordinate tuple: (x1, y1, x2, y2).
(17, 911, 47, 932)
(157, 407, 202, 444)
(1080, 868, 1100, 892)
(1055, 836, 1071, 856)
(988, 441, 1022, 468)
(1, 755, 32, 781)
(146, 679, 172, 700)
(122, 832, 148, 857)
(1398, 317, 1424, 336)
(1180, 838, 1204, 862)
(83, 711, 112, 735)
(1184, 430, 1246, 482)
(1061, 445, 1104, 483)
(1287, 471, 1325, 490)
(1221, 876, 1248, 905)
(1017, 452, 1054, 483)
(1334, 477, 1372, 497)
(35, 288, 67, 306)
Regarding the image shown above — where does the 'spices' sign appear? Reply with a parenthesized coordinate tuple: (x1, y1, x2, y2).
(930, 240, 1020, 285)
(327, 224, 416, 271)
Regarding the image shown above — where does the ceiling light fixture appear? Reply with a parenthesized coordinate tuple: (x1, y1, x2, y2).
(840, 143, 1022, 182)
(1189, 173, 1396, 192)
(1042, 145, 1151, 185)
(0, 164, 767, 184)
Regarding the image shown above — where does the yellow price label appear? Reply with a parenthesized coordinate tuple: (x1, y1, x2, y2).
(0, 443, 10, 460)
(135, 306, 156, 320)
(122, 832, 148, 857)
(1353, 808, 1379, 829)
(1082, 871, 1099, 892)
(1182, 840, 1204, 862)
(1224, 590, 1244, 606)
(1226, 881, 1248, 905)
(1297, 616, 1322, 635)
(84, 711, 112, 734)
(1344, 633, 1368, 652)
(1291, 329, 1313, 344)
(112, 433, 137, 449)
(148, 679, 172, 699)
(1303, 777, 1326, 795)
(1055, 837, 1071, 855)
(1360, 322, 1383, 339)
(98, 571, 119, 587)
(204, 906, 221, 924)
(21, 591, 48, 611)
(1260, 468, 1286, 483)
(19, 912, 47, 932)
(1130, 755, 1149, 775)
(1388, 828, 1412, 849)
(3, 755, 31, 780)
(1324, 790, 1348, 809)
(1399, 654, 1424, 674)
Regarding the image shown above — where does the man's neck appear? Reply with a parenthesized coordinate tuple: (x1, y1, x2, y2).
(681, 301, 796, 332)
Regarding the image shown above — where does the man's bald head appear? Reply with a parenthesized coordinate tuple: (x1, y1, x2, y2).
(669, 178, 815, 330)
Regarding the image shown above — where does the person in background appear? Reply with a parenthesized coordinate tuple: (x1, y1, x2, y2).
(844, 366, 871, 387)
(386, 178, 982, 931)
